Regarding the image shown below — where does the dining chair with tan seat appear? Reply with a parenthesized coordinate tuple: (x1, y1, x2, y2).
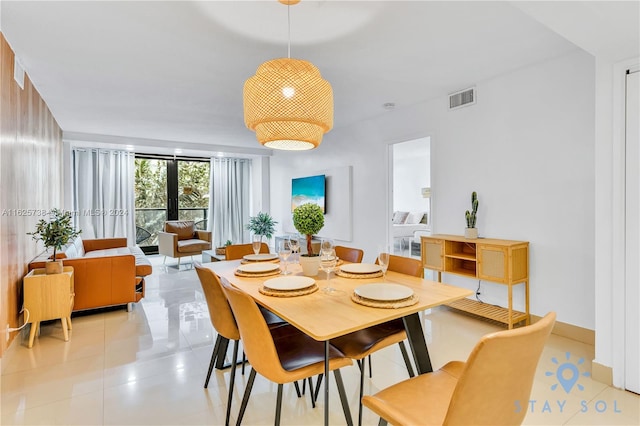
(328, 254, 424, 425)
(363, 311, 556, 425)
(334, 245, 364, 263)
(221, 280, 354, 426)
(224, 242, 270, 260)
(195, 265, 288, 426)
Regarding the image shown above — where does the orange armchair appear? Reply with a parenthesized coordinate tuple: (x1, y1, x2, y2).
(158, 220, 212, 266)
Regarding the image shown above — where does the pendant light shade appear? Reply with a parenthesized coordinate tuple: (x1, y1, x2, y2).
(244, 58, 333, 150)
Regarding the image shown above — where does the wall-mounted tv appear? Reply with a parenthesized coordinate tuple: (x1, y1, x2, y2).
(291, 174, 326, 213)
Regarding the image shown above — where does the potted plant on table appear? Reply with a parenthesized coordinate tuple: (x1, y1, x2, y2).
(292, 203, 325, 276)
(464, 191, 479, 239)
(28, 208, 81, 274)
(245, 212, 277, 244)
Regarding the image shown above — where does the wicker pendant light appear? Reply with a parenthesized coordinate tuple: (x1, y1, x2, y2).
(243, 0, 333, 150)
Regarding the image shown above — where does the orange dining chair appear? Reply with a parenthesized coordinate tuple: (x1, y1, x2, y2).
(224, 242, 270, 260)
(220, 280, 354, 426)
(335, 245, 364, 263)
(195, 265, 288, 426)
(362, 312, 556, 426)
(329, 254, 424, 425)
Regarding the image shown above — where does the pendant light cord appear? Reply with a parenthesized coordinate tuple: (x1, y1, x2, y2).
(287, 3, 291, 58)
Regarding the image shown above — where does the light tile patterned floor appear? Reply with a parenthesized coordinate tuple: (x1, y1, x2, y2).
(1, 255, 638, 425)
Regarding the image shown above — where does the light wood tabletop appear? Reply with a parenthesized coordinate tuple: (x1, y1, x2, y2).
(204, 260, 472, 341)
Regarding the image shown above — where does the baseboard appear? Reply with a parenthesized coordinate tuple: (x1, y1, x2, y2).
(531, 314, 595, 346)
(592, 361, 613, 386)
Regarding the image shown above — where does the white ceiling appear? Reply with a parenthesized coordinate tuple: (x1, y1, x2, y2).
(1, 1, 638, 155)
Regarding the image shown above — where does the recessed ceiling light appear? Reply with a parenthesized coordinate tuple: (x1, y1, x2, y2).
(125, 145, 134, 151)
(383, 102, 396, 110)
(174, 149, 183, 154)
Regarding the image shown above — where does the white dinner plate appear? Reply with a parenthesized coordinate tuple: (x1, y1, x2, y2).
(237, 263, 280, 273)
(243, 253, 279, 261)
(339, 263, 382, 274)
(263, 276, 315, 291)
(354, 283, 414, 301)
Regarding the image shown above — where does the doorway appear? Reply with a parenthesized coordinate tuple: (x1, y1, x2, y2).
(134, 155, 210, 253)
(390, 137, 431, 257)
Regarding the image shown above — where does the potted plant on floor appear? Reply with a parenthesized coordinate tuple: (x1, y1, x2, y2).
(464, 191, 479, 239)
(28, 208, 81, 274)
(292, 203, 325, 276)
(246, 212, 277, 244)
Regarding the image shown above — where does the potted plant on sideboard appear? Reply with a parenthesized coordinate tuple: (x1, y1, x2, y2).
(28, 208, 81, 274)
(292, 203, 325, 276)
(465, 191, 479, 239)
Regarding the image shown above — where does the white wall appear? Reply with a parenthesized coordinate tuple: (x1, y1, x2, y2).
(393, 137, 430, 214)
(270, 49, 595, 329)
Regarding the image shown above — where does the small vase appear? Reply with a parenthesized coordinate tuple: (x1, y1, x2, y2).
(464, 228, 478, 239)
(299, 255, 321, 277)
(45, 260, 64, 274)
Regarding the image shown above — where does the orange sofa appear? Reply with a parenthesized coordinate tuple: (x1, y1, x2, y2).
(28, 237, 152, 311)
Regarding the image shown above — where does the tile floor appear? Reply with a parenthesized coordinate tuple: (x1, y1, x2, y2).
(1, 255, 638, 425)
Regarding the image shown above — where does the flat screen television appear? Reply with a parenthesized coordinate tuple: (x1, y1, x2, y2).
(291, 174, 326, 213)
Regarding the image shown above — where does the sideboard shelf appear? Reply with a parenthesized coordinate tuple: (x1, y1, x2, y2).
(421, 234, 529, 329)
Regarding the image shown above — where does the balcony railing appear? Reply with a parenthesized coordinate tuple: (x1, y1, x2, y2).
(135, 208, 208, 247)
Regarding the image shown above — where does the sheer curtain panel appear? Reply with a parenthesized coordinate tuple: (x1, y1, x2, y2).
(72, 149, 135, 244)
(209, 158, 251, 247)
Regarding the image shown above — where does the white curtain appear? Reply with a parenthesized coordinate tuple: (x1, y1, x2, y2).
(72, 148, 135, 244)
(209, 157, 251, 246)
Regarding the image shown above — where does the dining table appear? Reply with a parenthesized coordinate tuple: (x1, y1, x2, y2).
(203, 259, 473, 426)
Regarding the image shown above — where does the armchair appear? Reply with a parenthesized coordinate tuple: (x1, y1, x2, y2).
(158, 220, 212, 267)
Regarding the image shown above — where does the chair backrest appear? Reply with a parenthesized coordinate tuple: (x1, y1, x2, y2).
(376, 254, 424, 278)
(164, 220, 196, 240)
(194, 265, 240, 341)
(443, 312, 556, 425)
(225, 243, 270, 260)
(335, 246, 364, 263)
(220, 280, 291, 383)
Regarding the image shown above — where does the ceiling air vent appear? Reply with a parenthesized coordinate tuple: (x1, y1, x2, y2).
(448, 87, 476, 110)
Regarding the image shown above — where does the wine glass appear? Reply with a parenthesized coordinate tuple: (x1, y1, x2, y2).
(252, 234, 262, 256)
(289, 234, 300, 264)
(278, 238, 292, 275)
(320, 249, 338, 294)
(378, 245, 390, 282)
(320, 238, 334, 257)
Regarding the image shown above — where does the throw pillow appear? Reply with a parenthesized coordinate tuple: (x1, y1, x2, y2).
(392, 211, 409, 224)
(405, 212, 424, 225)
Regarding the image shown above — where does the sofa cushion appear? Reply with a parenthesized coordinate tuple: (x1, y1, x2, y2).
(164, 221, 196, 241)
(84, 246, 152, 276)
(177, 239, 211, 253)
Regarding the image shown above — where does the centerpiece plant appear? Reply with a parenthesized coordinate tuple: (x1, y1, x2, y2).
(292, 203, 324, 256)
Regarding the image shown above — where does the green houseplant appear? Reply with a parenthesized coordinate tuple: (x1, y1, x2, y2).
(464, 191, 479, 239)
(246, 212, 277, 241)
(292, 203, 325, 276)
(293, 203, 324, 255)
(28, 208, 81, 274)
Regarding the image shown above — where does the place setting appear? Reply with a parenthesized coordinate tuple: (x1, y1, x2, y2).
(351, 282, 419, 309)
(258, 275, 318, 297)
(234, 262, 282, 278)
(335, 263, 383, 279)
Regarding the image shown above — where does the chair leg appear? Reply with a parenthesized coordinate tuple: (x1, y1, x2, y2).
(313, 373, 324, 403)
(225, 340, 239, 426)
(242, 352, 246, 375)
(293, 381, 302, 398)
(205, 335, 222, 388)
(333, 369, 354, 426)
(178, 257, 181, 267)
(358, 357, 366, 426)
(274, 384, 284, 426)
(398, 341, 415, 378)
(378, 418, 388, 426)
(368, 354, 373, 378)
(236, 368, 257, 426)
(307, 377, 315, 408)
